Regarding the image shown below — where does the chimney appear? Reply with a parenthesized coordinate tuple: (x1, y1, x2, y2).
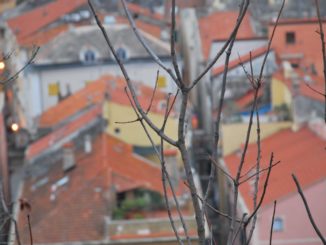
(62, 142, 75, 172)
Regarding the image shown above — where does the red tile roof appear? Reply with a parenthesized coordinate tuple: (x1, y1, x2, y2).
(235, 88, 264, 109)
(39, 74, 170, 128)
(19, 134, 189, 243)
(211, 46, 269, 76)
(7, 0, 86, 43)
(199, 11, 256, 58)
(115, 15, 162, 38)
(273, 68, 325, 103)
(19, 24, 69, 47)
(224, 126, 326, 211)
(26, 105, 102, 161)
(126, 3, 164, 22)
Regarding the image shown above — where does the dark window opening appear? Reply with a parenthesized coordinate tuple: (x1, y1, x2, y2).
(84, 50, 95, 62)
(286, 32, 295, 44)
(291, 63, 299, 68)
(116, 48, 128, 61)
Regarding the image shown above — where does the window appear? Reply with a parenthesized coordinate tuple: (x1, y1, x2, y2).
(286, 32, 295, 44)
(116, 48, 128, 61)
(273, 217, 284, 232)
(80, 46, 98, 63)
(84, 50, 95, 62)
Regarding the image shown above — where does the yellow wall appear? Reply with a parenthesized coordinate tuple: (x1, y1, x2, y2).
(222, 121, 292, 156)
(103, 101, 178, 147)
(0, 0, 15, 14)
(271, 77, 292, 108)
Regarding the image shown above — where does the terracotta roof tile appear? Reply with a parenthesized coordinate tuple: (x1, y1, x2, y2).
(235, 88, 264, 109)
(20, 24, 69, 47)
(26, 105, 101, 161)
(126, 3, 164, 22)
(199, 11, 255, 58)
(7, 0, 86, 43)
(39, 74, 169, 128)
(273, 68, 325, 103)
(224, 126, 326, 211)
(19, 134, 189, 243)
(212, 46, 269, 76)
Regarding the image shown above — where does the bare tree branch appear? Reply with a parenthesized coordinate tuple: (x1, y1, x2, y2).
(88, 0, 177, 147)
(292, 174, 326, 244)
(269, 200, 277, 245)
(315, 0, 326, 123)
(245, 153, 275, 225)
(0, 47, 39, 87)
(231, 213, 247, 245)
(124, 87, 190, 244)
(245, 108, 262, 244)
(177, 92, 206, 244)
(121, 0, 181, 88)
(239, 160, 280, 186)
(146, 70, 160, 114)
(170, 0, 183, 87)
(304, 82, 325, 97)
(188, 0, 250, 91)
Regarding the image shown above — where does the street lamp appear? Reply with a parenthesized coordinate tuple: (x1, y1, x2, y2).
(0, 61, 5, 70)
(10, 122, 19, 132)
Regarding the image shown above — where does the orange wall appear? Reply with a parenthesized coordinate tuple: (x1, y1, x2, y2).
(269, 20, 326, 76)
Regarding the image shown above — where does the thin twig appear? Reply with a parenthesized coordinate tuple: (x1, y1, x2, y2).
(239, 160, 280, 185)
(292, 174, 326, 244)
(115, 118, 140, 124)
(245, 153, 275, 225)
(27, 214, 33, 245)
(170, 0, 183, 87)
(0, 47, 39, 86)
(231, 213, 247, 245)
(146, 70, 160, 114)
(315, 0, 326, 123)
(121, 0, 180, 87)
(209, 156, 235, 182)
(188, 0, 250, 91)
(245, 107, 262, 245)
(304, 82, 325, 97)
(124, 87, 190, 245)
(183, 181, 241, 223)
(88, 0, 177, 147)
(269, 201, 277, 245)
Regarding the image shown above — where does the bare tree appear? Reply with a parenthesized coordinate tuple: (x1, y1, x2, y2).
(86, 0, 292, 244)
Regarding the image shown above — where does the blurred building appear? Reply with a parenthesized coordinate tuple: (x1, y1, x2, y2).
(224, 122, 326, 245)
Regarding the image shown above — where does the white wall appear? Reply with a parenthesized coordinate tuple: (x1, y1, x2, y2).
(26, 60, 180, 120)
(209, 39, 268, 69)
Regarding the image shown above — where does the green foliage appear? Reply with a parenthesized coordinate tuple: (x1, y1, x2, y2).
(121, 197, 149, 211)
(112, 208, 125, 220)
(112, 190, 165, 220)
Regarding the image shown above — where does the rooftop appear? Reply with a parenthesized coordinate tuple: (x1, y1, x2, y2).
(19, 133, 190, 243)
(224, 125, 326, 211)
(273, 68, 325, 103)
(199, 10, 256, 58)
(7, 0, 86, 43)
(35, 24, 169, 65)
(39, 74, 170, 128)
